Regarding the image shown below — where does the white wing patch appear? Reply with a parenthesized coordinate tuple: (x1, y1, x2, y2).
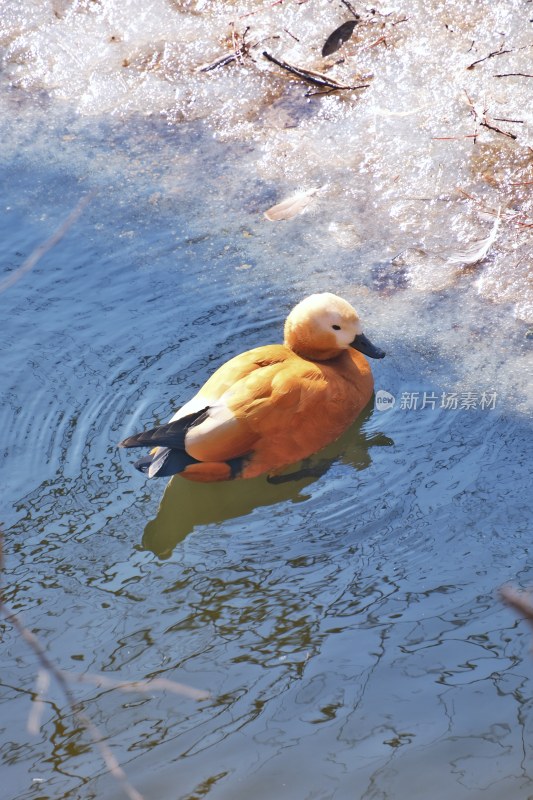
(168, 394, 215, 423)
(184, 403, 240, 462)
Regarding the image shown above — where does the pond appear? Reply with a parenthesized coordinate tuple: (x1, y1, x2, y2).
(1, 2, 532, 799)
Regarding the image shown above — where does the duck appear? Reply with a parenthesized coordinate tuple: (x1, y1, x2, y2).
(119, 292, 385, 482)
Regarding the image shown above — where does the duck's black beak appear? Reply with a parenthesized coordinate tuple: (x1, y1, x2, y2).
(350, 333, 386, 359)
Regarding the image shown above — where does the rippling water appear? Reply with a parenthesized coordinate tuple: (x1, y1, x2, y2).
(1, 2, 533, 799)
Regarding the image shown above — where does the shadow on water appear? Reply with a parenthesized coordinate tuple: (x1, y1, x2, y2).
(142, 404, 393, 558)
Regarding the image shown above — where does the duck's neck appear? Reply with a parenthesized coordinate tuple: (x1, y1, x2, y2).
(285, 333, 344, 361)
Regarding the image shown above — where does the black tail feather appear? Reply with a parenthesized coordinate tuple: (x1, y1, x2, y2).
(134, 447, 199, 478)
(121, 405, 247, 480)
(119, 407, 209, 449)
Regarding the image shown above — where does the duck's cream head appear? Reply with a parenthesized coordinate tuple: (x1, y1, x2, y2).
(284, 292, 386, 362)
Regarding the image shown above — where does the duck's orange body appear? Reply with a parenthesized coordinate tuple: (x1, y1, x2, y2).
(120, 293, 385, 482)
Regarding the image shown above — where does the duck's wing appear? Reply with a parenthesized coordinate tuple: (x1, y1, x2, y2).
(193, 345, 289, 404)
(183, 356, 330, 464)
(118, 346, 293, 475)
(120, 399, 258, 465)
(120, 346, 287, 447)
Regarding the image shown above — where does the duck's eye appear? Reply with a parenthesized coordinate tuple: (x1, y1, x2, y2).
(332, 324, 341, 331)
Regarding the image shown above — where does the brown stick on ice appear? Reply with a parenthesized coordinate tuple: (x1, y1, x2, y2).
(262, 50, 369, 92)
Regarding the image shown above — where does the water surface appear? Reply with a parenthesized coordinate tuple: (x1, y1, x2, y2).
(1, 2, 532, 799)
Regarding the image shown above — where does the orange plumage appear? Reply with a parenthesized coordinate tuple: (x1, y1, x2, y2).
(119, 293, 385, 482)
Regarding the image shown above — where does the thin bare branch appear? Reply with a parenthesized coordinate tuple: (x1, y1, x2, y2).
(467, 47, 513, 70)
(283, 28, 300, 43)
(262, 50, 369, 92)
(76, 711, 145, 800)
(1, 605, 80, 711)
(339, 0, 358, 18)
(463, 90, 519, 140)
(431, 135, 477, 140)
(199, 52, 239, 72)
(0, 191, 96, 295)
(0, 600, 155, 797)
(66, 671, 210, 701)
(238, 0, 284, 20)
(0, 527, 208, 800)
(480, 120, 517, 140)
(494, 72, 533, 78)
(199, 32, 276, 73)
(27, 669, 51, 736)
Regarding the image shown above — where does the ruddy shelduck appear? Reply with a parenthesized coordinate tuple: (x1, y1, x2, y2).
(119, 293, 385, 482)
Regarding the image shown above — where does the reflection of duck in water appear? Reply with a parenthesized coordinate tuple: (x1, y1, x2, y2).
(142, 407, 393, 557)
(120, 293, 385, 483)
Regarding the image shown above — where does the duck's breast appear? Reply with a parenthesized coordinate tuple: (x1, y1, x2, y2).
(238, 349, 374, 476)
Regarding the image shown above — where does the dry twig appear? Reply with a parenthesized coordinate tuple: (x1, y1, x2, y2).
(0, 526, 208, 800)
(464, 90, 518, 140)
(494, 72, 533, 79)
(262, 50, 369, 93)
(68, 671, 208, 700)
(199, 27, 260, 72)
(339, 0, 358, 17)
(0, 536, 146, 800)
(467, 46, 513, 70)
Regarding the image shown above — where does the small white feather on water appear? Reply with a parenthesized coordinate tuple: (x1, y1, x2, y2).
(445, 211, 501, 267)
(264, 187, 320, 221)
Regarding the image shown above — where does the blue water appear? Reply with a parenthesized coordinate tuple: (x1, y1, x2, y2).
(1, 104, 532, 800)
